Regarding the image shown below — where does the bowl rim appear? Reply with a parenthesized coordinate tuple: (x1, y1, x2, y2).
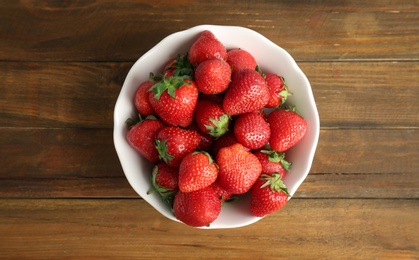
(114, 24, 320, 229)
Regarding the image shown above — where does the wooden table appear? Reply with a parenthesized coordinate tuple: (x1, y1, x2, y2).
(1, 1, 418, 259)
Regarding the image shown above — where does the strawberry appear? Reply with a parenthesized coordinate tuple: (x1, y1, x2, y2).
(195, 59, 231, 94)
(265, 73, 289, 108)
(186, 121, 214, 151)
(179, 151, 218, 193)
(162, 53, 194, 78)
(155, 126, 201, 167)
(253, 149, 290, 179)
(134, 80, 157, 117)
(126, 116, 165, 162)
(211, 131, 239, 156)
(233, 112, 271, 149)
(188, 30, 227, 66)
(222, 69, 270, 116)
(148, 76, 199, 127)
(267, 108, 307, 152)
(211, 181, 233, 203)
(250, 172, 290, 217)
(194, 100, 230, 138)
(149, 162, 179, 206)
(173, 185, 221, 227)
(226, 48, 257, 73)
(216, 143, 262, 194)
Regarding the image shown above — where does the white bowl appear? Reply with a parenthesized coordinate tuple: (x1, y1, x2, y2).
(114, 25, 320, 229)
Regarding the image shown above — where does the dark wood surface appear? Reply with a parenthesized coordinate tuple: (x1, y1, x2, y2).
(1, 1, 418, 259)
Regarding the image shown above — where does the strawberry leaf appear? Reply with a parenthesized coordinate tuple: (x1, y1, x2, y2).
(261, 149, 292, 171)
(155, 139, 174, 164)
(205, 114, 230, 138)
(260, 173, 290, 196)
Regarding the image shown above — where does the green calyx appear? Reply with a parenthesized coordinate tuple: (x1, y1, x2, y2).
(260, 173, 290, 196)
(148, 166, 177, 207)
(261, 149, 292, 171)
(167, 53, 194, 77)
(149, 75, 192, 100)
(279, 76, 290, 105)
(155, 139, 174, 164)
(205, 114, 230, 138)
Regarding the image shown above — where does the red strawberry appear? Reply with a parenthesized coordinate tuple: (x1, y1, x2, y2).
(134, 80, 157, 117)
(222, 69, 270, 116)
(162, 53, 194, 78)
(186, 121, 214, 151)
(195, 100, 230, 138)
(211, 181, 233, 203)
(253, 149, 290, 179)
(216, 143, 262, 194)
(148, 76, 199, 127)
(179, 151, 218, 193)
(155, 126, 201, 167)
(265, 73, 289, 108)
(211, 131, 239, 156)
(149, 162, 179, 206)
(188, 30, 227, 66)
(126, 116, 165, 162)
(267, 108, 307, 152)
(226, 49, 257, 73)
(250, 172, 290, 217)
(234, 112, 271, 149)
(195, 59, 231, 94)
(173, 185, 221, 227)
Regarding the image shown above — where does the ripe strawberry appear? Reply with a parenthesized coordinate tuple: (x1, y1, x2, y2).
(267, 108, 307, 152)
(226, 48, 257, 73)
(253, 149, 291, 179)
(126, 116, 165, 162)
(134, 80, 157, 117)
(195, 100, 230, 138)
(195, 59, 231, 94)
(173, 185, 221, 227)
(149, 162, 179, 206)
(179, 151, 218, 193)
(265, 73, 289, 108)
(188, 30, 227, 66)
(186, 121, 214, 151)
(216, 143, 262, 194)
(250, 172, 290, 217)
(148, 76, 199, 127)
(155, 126, 201, 167)
(162, 53, 194, 78)
(222, 69, 270, 116)
(211, 131, 239, 156)
(233, 112, 271, 149)
(211, 181, 234, 203)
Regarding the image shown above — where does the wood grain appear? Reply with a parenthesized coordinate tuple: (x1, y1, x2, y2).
(1, 128, 417, 199)
(1, 61, 418, 128)
(0, 1, 418, 61)
(0, 198, 418, 259)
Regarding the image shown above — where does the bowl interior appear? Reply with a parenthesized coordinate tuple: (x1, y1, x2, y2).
(114, 25, 320, 229)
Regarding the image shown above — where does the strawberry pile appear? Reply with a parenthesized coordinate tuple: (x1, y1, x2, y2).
(126, 30, 307, 227)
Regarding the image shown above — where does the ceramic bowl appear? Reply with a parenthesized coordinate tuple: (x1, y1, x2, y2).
(114, 25, 320, 229)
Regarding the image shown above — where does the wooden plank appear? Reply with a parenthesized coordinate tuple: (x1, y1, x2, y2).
(0, 61, 130, 128)
(0, 1, 418, 61)
(1, 128, 417, 199)
(0, 198, 417, 259)
(1, 61, 418, 128)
